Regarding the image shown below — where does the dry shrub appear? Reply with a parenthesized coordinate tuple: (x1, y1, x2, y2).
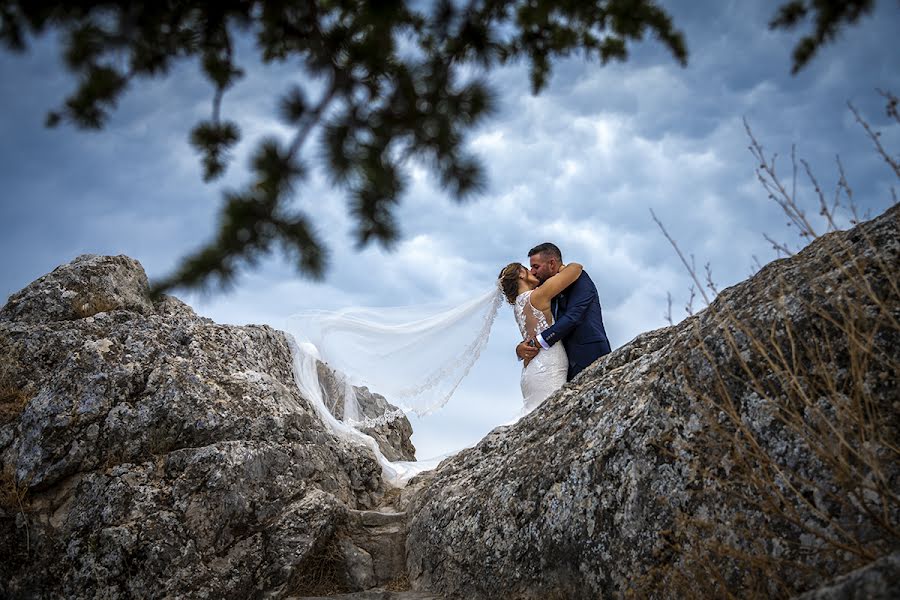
(661, 259, 895, 597)
(287, 533, 352, 596)
(636, 93, 899, 598)
(0, 335, 34, 563)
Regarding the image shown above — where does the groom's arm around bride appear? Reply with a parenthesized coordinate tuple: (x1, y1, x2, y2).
(537, 267, 611, 380)
(517, 243, 611, 381)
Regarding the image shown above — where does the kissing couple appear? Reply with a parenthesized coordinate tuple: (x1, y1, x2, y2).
(286, 241, 611, 483)
(498, 242, 612, 413)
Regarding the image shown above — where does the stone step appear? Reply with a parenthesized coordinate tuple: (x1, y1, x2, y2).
(348, 508, 408, 528)
(344, 509, 408, 588)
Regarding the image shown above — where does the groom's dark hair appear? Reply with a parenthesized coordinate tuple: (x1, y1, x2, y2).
(528, 242, 562, 262)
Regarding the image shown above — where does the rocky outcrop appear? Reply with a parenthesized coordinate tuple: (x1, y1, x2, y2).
(0, 254, 404, 599)
(3, 204, 898, 599)
(0, 254, 154, 324)
(406, 205, 900, 598)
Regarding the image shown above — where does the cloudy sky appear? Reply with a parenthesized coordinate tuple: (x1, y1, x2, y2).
(1, 1, 898, 459)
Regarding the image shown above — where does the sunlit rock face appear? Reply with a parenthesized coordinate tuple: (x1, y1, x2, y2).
(405, 205, 900, 599)
(0, 254, 408, 599)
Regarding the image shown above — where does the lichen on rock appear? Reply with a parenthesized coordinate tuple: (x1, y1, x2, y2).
(2, 202, 898, 599)
(405, 205, 900, 599)
(0, 254, 391, 598)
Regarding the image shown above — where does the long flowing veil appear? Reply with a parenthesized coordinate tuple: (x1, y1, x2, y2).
(282, 286, 503, 486)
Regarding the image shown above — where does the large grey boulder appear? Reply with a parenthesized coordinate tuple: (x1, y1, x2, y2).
(0, 255, 387, 599)
(406, 206, 900, 598)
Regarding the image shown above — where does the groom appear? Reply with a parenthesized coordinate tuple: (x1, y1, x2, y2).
(516, 242, 612, 380)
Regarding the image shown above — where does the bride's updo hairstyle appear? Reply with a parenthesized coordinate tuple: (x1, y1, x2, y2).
(498, 263, 523, 305)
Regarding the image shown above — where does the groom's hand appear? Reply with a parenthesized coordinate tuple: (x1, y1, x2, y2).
(516, 339, 539, 361)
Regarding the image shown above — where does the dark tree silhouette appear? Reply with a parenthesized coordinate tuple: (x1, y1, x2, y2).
(0, 1, 879, 293)
(769, 0, 877, 73)
(0, 0, 690, 293)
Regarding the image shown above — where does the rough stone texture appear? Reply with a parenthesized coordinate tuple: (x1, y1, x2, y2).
(317, 361, 416, 462)
(3, 206, 898, 599)
(0, 254, 154, 324)
(793, 552, 900, 599)
(0, 255, 386, 599)
(345, 508, 410, 588)
(406, 206, 900, 599)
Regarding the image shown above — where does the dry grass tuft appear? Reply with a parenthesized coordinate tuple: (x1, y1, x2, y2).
(0, 468, 25, 512)
(0, 381, 30, 427)
(287, 533, 351, 596)
(635, 92, 900, 598)
(383, 573, 411, 591)
(0, 339, 31, 426)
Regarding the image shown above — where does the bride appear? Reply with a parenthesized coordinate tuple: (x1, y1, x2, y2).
(283, 261, 581, 485)
(497, 261, 582, 411)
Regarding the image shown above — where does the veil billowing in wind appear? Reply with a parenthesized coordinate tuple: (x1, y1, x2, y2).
(282, 286, 503, 485)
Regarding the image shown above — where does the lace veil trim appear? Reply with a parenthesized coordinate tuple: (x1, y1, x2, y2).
(284, 286, 504, 428)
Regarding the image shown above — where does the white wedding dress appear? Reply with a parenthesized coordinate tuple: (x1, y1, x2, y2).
(514, 291, 568, 412)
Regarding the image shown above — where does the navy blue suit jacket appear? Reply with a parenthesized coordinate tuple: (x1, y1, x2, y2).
(540, 270, 611, 380)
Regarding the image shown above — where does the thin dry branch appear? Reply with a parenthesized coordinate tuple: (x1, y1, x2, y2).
(849, 100, 900, 179)
(650, 208, 711, 306)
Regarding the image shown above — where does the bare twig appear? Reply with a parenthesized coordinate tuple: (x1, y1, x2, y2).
(665, 291, 673, 326)
(801, 158, 837, 232)
(704, 262, 718, 296)
(650, 208, 712, 306)
(879, 89, 900, 125)
(685, 284, 696, 316)
(849, 101, 900, 179)
(751, 254, 764, 274)
(764, 233, 794, 257)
